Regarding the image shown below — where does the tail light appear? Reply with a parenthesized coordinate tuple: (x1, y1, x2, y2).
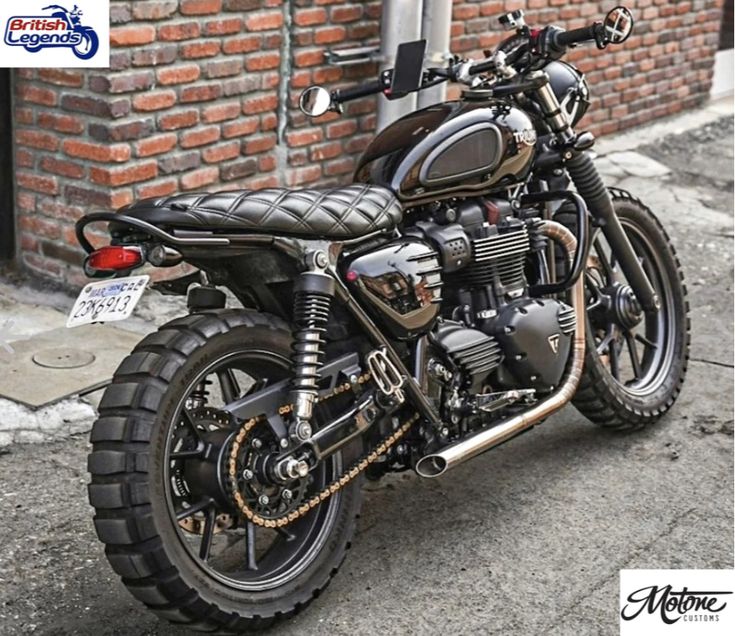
(84, 245, 143, 276)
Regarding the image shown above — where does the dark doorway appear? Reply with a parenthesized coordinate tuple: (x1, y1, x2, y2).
(0, 69, 13, 261)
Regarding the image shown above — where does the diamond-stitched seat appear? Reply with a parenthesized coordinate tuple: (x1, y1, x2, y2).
(117, 184, 402, 239)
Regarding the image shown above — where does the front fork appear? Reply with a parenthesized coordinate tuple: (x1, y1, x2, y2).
(529, 72, 659, 313)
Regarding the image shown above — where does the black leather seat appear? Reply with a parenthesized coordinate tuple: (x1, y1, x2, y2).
(118, 184, 402, 239)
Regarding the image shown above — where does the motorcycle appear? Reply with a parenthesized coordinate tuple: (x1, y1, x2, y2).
(40, 4, 99, 60)
(74, 6, 689, 631)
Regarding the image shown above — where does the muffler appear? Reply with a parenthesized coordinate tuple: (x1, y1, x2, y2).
(415, 220, 586, 479)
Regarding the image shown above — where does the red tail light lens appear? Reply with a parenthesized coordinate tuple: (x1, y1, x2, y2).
(86, 246, 143, 272)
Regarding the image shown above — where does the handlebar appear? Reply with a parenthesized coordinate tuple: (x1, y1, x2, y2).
(552, 24, 601, 48)
(331, 79, 385, 104)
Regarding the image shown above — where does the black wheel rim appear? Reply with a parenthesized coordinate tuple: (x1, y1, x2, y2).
(585, 219, 676, 396)
(162, 349, 343, 592)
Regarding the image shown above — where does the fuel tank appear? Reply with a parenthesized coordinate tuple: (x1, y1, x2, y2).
(354, 99, 536, 205)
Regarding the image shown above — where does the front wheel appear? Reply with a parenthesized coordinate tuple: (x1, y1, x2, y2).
(569, 189, 690, 429)
(88, 310, 363, 632)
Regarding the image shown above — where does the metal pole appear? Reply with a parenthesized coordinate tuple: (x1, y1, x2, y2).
(377, 0, 423, 132)
(419, 0, 452, 109)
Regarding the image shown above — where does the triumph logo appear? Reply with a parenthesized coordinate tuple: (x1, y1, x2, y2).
(547, 334, 560, 354)
(513, 129, 537, 146)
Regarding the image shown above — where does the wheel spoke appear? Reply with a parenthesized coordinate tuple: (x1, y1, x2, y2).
(181, 408, 204, 442)
(594, 239, 615, 280)
(635, 333, 659, 350)
(609, 338, 621, 380)
(596, 331, 614, 355)
(625, 332, 642, 379)
(171, 440, 206, 460)
(199, 507, 217, 561)
(246, 522, 258, 570)
(275, 526, 296, 542)
(218, 369, 240, 404)
(176, 497, 213, 521)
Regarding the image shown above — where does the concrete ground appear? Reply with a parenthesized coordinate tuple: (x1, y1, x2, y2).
(0, 102, 732, 635)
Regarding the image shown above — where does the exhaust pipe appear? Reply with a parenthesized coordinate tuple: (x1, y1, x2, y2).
(415, 221, 586, 479)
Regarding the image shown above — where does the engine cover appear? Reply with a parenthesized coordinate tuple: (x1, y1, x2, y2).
(493, 298, 575, 392)
(345, 239, 442, 340)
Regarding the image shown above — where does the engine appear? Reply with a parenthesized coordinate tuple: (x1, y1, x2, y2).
(408, 198, 576, 401)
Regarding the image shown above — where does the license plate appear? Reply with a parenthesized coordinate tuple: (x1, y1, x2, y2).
(67, 275, 149, 328)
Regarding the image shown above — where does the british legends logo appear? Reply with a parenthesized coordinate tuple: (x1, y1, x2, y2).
(0, 2, 109, 68)
(620, 570, 735, 635)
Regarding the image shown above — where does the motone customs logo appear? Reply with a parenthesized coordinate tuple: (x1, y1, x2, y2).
(620, 570, 735, 635)
(0, 2, 109, 67)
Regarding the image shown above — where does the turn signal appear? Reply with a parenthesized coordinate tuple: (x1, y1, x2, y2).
(85, 246, 143, 274)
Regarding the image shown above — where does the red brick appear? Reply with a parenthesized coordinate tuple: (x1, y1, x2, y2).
(181, 126, 221, 148)
(246, 52, 280, 71)
(204, 18, 243, 35)
(37, 69, 83, 87)
(137, 179, 179, 199)
(133, 1, 179, 20)
(16, 84, 57, 107)
(181, 83, 223, 103)
(242, 94, 279, 114)
(40, 157, 85, 179)
(245, 11, 283, 31)
(90, 161, 159, 187)
(222, 117, 259, 138)
(294, 8, 327, 26)
(16, 148, 34, 168)
(17, 172, 59, 195)
(181, 167, 219, 190)
(133, 90, 177, 112)
(158, 22, 201, 41)
(287, 128, 323, 147)
(203, 141, 242, 163)
(157, 64, 201, 85)
(314, 27, 346, 45)
(243, 133, 277, 154)
(135, 133, 178, 157)
(294, 49, 324, 68)
(180, 41, 221, 59)
(181, 0, 223, 15)
(63, 140, 131, 163)
(331, 6, 362, 22)
(206, 59, 244, 78)
(202, 102, 242, 123)
(222, 35, 261, 54)
(16, 130, 59, 152)
(111, 25, 156, 46)
(159, 109, 200, 130)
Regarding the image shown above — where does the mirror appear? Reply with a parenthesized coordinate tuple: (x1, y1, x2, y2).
(299, 86, 332, 117)
(603, 6, 634, 45)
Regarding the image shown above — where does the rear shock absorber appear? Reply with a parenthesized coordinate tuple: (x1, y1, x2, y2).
(289, 250, 335, 441)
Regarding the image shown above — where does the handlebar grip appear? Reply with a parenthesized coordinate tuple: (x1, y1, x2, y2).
(332, 79, 385, 103)
(469, 57, 496, 76)
(554, 24, 598, 48)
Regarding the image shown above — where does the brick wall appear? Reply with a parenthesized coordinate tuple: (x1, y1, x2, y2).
(12, 0, 725, 286)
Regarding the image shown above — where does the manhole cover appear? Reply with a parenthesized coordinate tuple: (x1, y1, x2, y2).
(32, 347, 96, 369)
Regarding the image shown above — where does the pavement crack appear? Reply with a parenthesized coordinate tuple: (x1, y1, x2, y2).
(547, 507, 696, 630)
(690, 358, 734, 369)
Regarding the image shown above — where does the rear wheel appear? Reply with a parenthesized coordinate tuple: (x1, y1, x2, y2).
(88, 310, 363, 632)
(566, 189, 690, 429)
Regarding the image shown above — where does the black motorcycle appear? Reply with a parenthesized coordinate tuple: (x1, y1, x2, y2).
(75, 6, 688, 631)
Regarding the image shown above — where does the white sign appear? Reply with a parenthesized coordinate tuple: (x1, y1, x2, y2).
(0, 2, 109, 68)
(620, 569, 735, 635)
(67, 275, 149, 328)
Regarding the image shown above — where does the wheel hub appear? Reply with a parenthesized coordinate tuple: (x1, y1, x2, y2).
(607, 283, 644, 330)
(229, 421, 310, 520)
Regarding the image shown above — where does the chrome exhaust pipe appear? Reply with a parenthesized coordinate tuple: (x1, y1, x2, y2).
(415, 221, 586, 479)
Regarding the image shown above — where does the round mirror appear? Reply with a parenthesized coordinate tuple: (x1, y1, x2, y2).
(603, 6, 634, 45)
(299, 86, 332, 117)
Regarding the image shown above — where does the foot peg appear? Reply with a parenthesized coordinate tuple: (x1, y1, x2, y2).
(476, 389, 536, 414)
(366, 348, 405, 404)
